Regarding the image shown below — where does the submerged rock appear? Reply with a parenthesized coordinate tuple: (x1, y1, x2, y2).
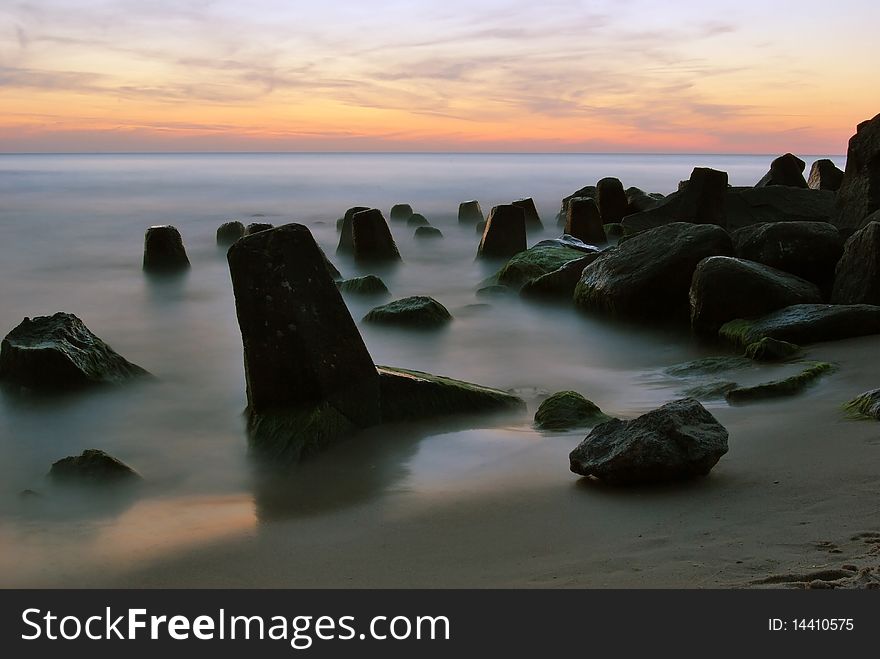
(49, 449, 141, 484)
(0, 313, 149, 391)
(808, 159, 844, 191)
(363, 296, 452, 328)
(407, 213, 430, 227)
(834, 113, 880, 235)
(534, 391, 611, 430)
(244, 222, 274, 236)
(744, 337, 801, 362)
(458, 200, 484, 225)
(756, 153, 808, 188)
(844, 389, 880, 420)
(664, 355, 752, 377)
(143, 225, 190, 273)
(477, 204, 527, 260)
(493, 245, 586, 289)
(511, 197, 544, 232)
(569, 398, 728, 484)
(336, 206, 369, 255)
(689, 256, 822, 335)
(352, 208, 402, 263)
(565, 197, 606, 244)
(216, 221, 245, 247)
(337, 275, 389, 296)
(719, 304, 880, 346)
(390, 203, 414, 222)
(831, 220, 880, 305)
(414, 226, 443, 239)
(726, 362, 835, 403)
(520, 253, 601, 301)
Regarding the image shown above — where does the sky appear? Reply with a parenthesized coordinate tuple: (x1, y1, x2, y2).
(1, 0, 878, 153)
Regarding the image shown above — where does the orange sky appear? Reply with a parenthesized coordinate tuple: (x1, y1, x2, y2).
(1, 0, 878, 153)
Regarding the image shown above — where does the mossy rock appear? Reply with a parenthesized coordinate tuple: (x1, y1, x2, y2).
(476, 284, 513, 298)
(665, 356, 752, 377)
(363, 296, 452, 328)
(604, 223, 624, 240)
(719, 304, 880, 347)
(491, 246, 586, 289)
(682, 381, 738, 400)
(534, 391, 612, 430)
(725, 362, 835, 403)
(843, 389, 880, 420)
(744, 337, 801, 362)
(247, 402, 362, 462)
(337, 275, 389, 296)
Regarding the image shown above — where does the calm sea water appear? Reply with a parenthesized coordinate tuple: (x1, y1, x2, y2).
(0, 152, 845, 584)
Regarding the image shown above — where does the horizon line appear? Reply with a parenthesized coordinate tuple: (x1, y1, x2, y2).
(0, 150, 847, 157)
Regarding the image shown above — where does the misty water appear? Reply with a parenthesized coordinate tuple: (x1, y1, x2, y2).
(0, 153, 845, 585)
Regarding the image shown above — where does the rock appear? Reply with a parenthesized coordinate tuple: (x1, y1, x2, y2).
(569, 398, 728, 484)
(844, 389, 880, 420)
(604, 223, 624, 240)
(719, 303, 880, 346)
(363, 296, 452, 328)
(227, 224, 382, 460)
(689, 256, 822, 334)
(677, 167, 729, 225)
(142, 225, 190, 273)
(244, 222, 274, 236)
(476, 284, 513, 298)
(511, 197, 544, 232)
(834, 113, 880, 235)
(682, 381, 738, 400)
(476, 204, 527, 260)
(520, 254, 602, 301)
(414, 226, 443, 239)
(336, 218, 344, 232)
(664, 355, 752, 377)
(574, 222, 733, 322)
(534, 391, 611, 430)
(626, 187, 662, 214)
(808, 159, 844, 191)
(337, 275, 389, 296)
(49, 449, 141, 484)
(560, 185, 597, 221)
(756, 153, 808, 188)
(377, 366, 525, 422)
(458, 200, 484, 225)
(390, 203, 414, 222)
(351, 208, 402, 263)
(493, 245, 587, 289)
(475, 219, 487, 235)
(831, 220, 880, 305)
(744, 337, 801, 362)
(565, 197, 606, 244)
(732, 221, 844, 294)
(596, 177, 628, 224)
(336, 206, 369, 255)
(407, 213, 430, 227)
(216, 220, 245, 247)
(0, 313, 149, 391)
(725, 362, 835, 403)
(532, 235, 599, 252)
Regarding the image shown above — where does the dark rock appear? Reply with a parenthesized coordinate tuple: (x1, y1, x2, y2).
(476, 284, 513, 298)
(719, 303, 880, 346)
(574, 222, 734, 322)
(336, 206, 369, 255)
(732, 221, 843, 294)
(726, 362, 834, 403)
(834, 113, 880, 235)
(808, 159, 844, 191)
(458, 200, 484, 225)
(520, 254, 602, 301)
(351, 209, 402, 263)
(831, 220, 880, 305)
(534, 391, 611, 430)
(475, 219, 487, 235)
(0, 313, 148, 391)
(756, 153, 808, 188)
(596, 177, 628, 224)
(244, 222, 274, 236)
(560, 185, 597, 223)
(49, 449, 141, 484)
(476, 205, 527, 260)
(844, 389, 880, 420)
(532, 235, 599, 252)
(744, 337, 801, 362)
(604, 223, 624, 240)
(227, 224, 381, 460)
(337, 275, 389, 296)
(677, 167, 729, 225)
(143, 225, 190, 273)
(414, 226, 443, 239)
(664, 355, 752, 377)
(682, 381, 738, 400)
(216, 221, 245, 247)
(363, 296, 452, 328)
(565, 197, 606, 244)
(511, 197, 544, 232)
(407, 213, 430, 227)
(569, 398, 728, 484)
(689, 256, 822, 334)
(626, 187, 662, 214)
(390, 203, 414, 222)
(18, 489, 42, 499)
(377, 366, 525, 422)
(493, 245, 586, 289)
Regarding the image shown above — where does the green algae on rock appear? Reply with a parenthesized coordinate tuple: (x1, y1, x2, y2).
(843, 389, 880, 420)
(337, 275, 389, 296)
(363, 296, 452, 328)
(744, 337, 801, 362)
(725, 362, 835, 403)
(534, 391, 611, 430)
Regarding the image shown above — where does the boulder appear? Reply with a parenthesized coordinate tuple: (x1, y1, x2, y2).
(732, 221, 844, 294)
(414, 226, 443, 239)
(476, 205, 527, 260)
(227, 224, 382, 460)
(143, 225, 190, 273)
(493, 245, 586, 289)
(565, 197, 606, 244)
(407, 213, 430, 227)
(689, 256, 822, 334)
(604, 223, 624, 241)
(0, 312, 149, 391)
(458, 200, 484, 225)
(726, 362, 834, 403)
(390, 204, 414, 222)
(363, 296, 452, 328)
(337, 275, 389, 296)
(216, 221, 245, 247)
(569, 398, 728, 484)
(534, 391, 611, 430)
(49, 449, 141, 484)
(596, 177, 628, 224)
(336, 206, 369, 255)
(626, 187, 662, 214)
(511, 197, 544, 232)
(620, 168, 727, 232)
(244, 222, 274, 236)
(475, 220, 487, 235)
(744, 337, 801, 362)
(844, 389, 880, 420)
(351, 209, 402, 263)
(831, 220, 880, 305)
(520, 254, 601, 301)
(476, 284, 513, 298)
(532, 235, 598, 252)
(719, 303, 880, 346)
(560, 185, 597, 221)
(756, 153, 808, 188)
(574, 222, 733, 322)
(808, 159, 844, 191)
(834, 113, 880, 235)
